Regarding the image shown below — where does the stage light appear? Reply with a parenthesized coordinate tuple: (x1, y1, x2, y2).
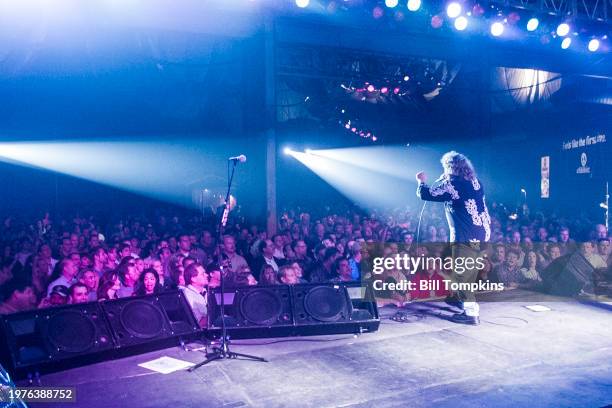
(472, 4, 484, 16)
(372, 136, 378, 141)
(385, 0, 399, 8)
(526, 18, 539, 31)
(431, 15, 444, 29)
(407, 0, 421, 12)
(556, 23, 570, 37)
(588, 39, 600, 52)
(446, 2, 461, 18)
(295, 0, 309, 8)
(508, 12, 520, 25)
(403, 75, 410, 81)
(393, 87, 401, 94)
(283, 147, 292, 155)
(373, 6, 384, 18)
(561, 37, 571, 49)
(367, 84, 375, 92)
(490, 22, 504, 37)
(381, 87, 389, 94)
(454, 16, 468, 31)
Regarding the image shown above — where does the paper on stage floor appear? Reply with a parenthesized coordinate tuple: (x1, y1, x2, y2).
(138, 356, 195, 374)
(524, 305, 551, 312)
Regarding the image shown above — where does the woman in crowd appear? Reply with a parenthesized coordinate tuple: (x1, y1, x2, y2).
(97, 270, 121, 301)
(520, 250, 543, 287)
(134, 268, 164, 296)
(31, 256, 51, 298)
(259, 264, 279, 285)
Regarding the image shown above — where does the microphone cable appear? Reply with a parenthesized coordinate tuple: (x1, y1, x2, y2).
(416, 201, 427, 248)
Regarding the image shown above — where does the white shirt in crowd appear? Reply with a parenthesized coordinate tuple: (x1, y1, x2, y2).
(182, 284, 207, 326)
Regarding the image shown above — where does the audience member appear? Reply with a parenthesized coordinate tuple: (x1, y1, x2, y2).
(97, 271, 121, 301)
(134, 268, 164, 296)
(116, 257, 139, 298)
(79, 269, 99, 301)
(278, 264, 299, 285)
(69, 282, 90, 304)
(182, 263, 209, 327)
(0, 280, 37, 314)
(47, 259, 78, 296)
(259, 264, 279, 285)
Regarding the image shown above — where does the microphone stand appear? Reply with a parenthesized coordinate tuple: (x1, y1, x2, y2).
(604, 182, 609, 233)
(188, 159, 267, 371)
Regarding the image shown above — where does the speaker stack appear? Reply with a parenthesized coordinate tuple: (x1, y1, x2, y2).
(0, 284, 379, 378)
(207, 283, 380, 340)
(0, 290, 200, 379)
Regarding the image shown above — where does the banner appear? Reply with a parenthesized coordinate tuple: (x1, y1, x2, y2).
(541, 156, 550, 198)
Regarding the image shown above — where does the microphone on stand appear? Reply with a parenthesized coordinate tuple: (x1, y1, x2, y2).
(228, 154, 247, 163)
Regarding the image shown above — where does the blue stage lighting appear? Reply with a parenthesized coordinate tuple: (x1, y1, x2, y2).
(407, 0, 421, 12)
(454, 16, 468, 31)
(446, 2, 461, 18)
(556, 23, 570, 37)
(490, 22, 504, 37)
(526, 18, 539, 31)
(588, 39, 600, 52)
(561, 37, 572, 49)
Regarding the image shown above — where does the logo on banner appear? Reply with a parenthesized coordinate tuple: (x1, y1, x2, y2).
(540, 156, 550, 198)
(576, 152, 590, 174)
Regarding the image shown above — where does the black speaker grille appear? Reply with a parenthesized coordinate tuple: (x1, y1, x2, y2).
(46, 311, 97, 353)
(119, 300, 165, 338)
(240, 289, 283, 325)
(304, 286, 347, 322)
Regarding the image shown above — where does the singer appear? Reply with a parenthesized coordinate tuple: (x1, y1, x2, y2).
(416, 151, 491, 325)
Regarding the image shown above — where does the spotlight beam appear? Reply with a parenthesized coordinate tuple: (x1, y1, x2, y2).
(289, 150, 412, 208)
(0, 139, 238, 206)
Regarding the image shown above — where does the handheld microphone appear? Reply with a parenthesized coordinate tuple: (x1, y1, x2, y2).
(228, 154, 247, 163)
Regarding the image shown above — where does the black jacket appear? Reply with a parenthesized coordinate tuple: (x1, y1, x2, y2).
(417, 175, 491, 243)
(252, 256, 284, 281)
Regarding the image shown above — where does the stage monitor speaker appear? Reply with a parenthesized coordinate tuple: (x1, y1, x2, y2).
(207, 285, 294, 339)
(206, 284, 380, 340)
(101, 290, 200, 349)
(0, 302, 115, 379)
(342, 282, 381, 333)
(291, 283, 379, 336)
(544, 252, 595, 296)
(292, 284, 351, 324)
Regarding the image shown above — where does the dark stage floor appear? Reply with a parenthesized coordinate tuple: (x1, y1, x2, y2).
(25, 290, 612, 408)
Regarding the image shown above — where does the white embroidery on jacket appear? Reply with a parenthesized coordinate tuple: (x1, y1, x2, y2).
(430, 180, 459, 200)
(465, 199, 491, 242)
(471, 178, 481, 191)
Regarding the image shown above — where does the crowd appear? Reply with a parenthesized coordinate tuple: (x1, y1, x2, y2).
(0, 201, 610, 321)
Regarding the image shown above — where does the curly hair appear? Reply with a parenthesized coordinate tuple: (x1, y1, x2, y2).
(441, 151, 476, 180)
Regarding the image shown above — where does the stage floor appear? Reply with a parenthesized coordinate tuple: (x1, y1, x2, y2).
(26, 290, 612, 408)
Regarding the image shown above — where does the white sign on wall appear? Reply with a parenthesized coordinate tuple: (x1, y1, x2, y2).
(541, 156, 550, 198)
